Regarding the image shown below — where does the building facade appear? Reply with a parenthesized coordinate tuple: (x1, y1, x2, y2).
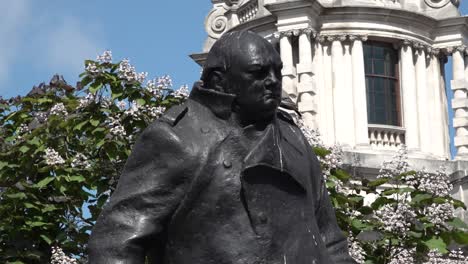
(192, 0, 468, 220)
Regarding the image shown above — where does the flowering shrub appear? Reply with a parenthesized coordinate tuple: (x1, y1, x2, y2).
(299, 123, 468, 263)
(0, 51, 187, 263)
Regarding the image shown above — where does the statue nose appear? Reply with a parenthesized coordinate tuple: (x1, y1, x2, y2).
(264, 71, 279, 87)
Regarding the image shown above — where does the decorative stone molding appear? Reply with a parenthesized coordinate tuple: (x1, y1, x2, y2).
(316, 34, 368, 43)
(424, 0, 451, 8)
(273, 28, 317, 39)
(205, 4, 231, 40)
(238, 0, 259, 24)
(442, 45, 468, 55)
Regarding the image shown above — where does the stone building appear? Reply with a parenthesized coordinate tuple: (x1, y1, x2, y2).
(191, 0, 468, 219)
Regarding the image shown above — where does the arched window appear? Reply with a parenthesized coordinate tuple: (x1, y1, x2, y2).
(364, 42, 401, 126)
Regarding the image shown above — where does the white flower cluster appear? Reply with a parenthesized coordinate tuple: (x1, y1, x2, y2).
(348, 236, 365, 264)
(297, 118, 323, 147)
(16, 124, 29, 140)
(418, 167, 452, 197)
(44, 148, 65, 166)
(375, 203, 416, 236)
(108, 116, 126, 138)
(50, 246, 78, 264)
(125, 100, 141, 118)
(116, 100, 127, 111)
(389, 247, 415, 264)
(78, 93, 95, 109)
(426, 203, 454, 230)
(378, 146, 409, 178)
(85, 62, 101, 74)
(322, 144, 344, 178)
(35, 111, 49, 123)
(97, 50, 112, 64)
(422, 249, 468, 264)
(146, 76, 172, 98)
(173, 85, 190, 99)
(71, 153, 91, 169)
(118, 59, 147, 83)
(145, 106, 166, 119)
(448, 248, 468, 263)
(50, 103, 68, 116)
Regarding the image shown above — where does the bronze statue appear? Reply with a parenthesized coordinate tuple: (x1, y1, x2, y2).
(88, 30, 356, 264)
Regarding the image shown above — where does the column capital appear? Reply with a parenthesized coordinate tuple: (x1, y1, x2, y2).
(316, 33, 368, 43)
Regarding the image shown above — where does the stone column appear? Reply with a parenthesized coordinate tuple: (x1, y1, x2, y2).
(321, 37, 335, 145)
(452, 46, 468, 158)
(331, 35, 348, 145)
(277, 31, 297, 102)
(350, 35, 369, 148)
(400, 40, 420, 151)
(429, 50, 447, 158)
(415, 47, 431, 154)
(297, 28, 316, 128)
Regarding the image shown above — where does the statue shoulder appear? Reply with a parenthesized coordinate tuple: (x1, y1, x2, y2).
(159, 103, 189, 127)
(277, 108, 299, 126)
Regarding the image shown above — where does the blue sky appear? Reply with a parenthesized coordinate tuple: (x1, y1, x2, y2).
(0, 0, 467, 157)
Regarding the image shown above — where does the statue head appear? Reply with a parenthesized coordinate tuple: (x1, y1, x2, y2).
(202, 30, 283, 123)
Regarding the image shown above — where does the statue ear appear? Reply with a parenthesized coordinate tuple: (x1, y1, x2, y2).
(206, 70, 226, 92)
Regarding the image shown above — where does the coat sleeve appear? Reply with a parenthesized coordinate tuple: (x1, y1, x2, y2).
(87, 120, 195, 264)
(310, 153, 357, 264)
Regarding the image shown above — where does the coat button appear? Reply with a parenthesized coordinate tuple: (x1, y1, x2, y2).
(201, 127, 210, 133)
(258, 212, 267, 223)
(223, 160, 232, 168)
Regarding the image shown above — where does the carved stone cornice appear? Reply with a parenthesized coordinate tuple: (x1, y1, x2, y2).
(440, 45, 468, 55)
(273, 27, 317, 39)
(315, 33, 368, 43)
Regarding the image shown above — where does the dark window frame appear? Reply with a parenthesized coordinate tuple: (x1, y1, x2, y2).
(364, 41, 402, 127)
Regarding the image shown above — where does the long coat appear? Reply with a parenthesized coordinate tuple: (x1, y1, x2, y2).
(88, 84, 356, 264)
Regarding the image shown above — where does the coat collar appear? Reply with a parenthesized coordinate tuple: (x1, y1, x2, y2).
(189, 81, 236, 120)
(188, 81, 310, 190)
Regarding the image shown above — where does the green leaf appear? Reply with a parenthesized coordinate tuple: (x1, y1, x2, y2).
(136, 98, 146, 106)
(368, 178, 389, 187)
(74, 120, 89, 130)
(28, 221, 48, 227)
(0, 161, 8, 170)
(69, 175, 85, 182)
(453, 199, 466, 209)
(40, 235, 52, 245)
(35, 177, 54, 189)
(313, 146, 331, 157)
(42, 204, 58, 213)
(38, 98, 53, 104)
(447, 218, 468, 229)
(412, 194, 432, 204)
(89, 82, 103, 93)
(90, 119, 100, 127)
(28, 137, 41, 146)
(452, 231, 468, 244)
(351, 219, 372, 231)
(6, 192, 27, 199)
(424, 237, 447, 253)
(111, 92, 123, 100)
(19, 145, 30, 153)
(334, 169, 350, 181)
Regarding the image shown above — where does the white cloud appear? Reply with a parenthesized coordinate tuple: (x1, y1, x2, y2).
(0, 0, 31, 86)
(0, 0, 104, 96)
(36, 16, 103, 76)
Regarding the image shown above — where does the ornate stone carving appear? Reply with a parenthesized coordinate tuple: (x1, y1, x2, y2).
(205, 4, 230, 40)
(424, 0, 451, 8)
(273, 28, 317, 39)
(316, 33, 368, 43)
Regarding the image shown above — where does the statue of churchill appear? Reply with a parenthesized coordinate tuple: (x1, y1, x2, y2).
(88, 30, 356, 264)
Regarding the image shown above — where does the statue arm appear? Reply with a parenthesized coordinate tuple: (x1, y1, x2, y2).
(87, 121, 194, 264)
(311, 154, 357, 264)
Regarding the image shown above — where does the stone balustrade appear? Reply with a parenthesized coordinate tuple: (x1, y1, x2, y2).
(368, 124, 406, 149)
(238, 0, 259, 23)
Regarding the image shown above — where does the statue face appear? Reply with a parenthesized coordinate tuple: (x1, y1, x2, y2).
(226, 35, 283, 121)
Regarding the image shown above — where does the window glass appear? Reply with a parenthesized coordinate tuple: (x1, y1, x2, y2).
(364, 42, 400, 126)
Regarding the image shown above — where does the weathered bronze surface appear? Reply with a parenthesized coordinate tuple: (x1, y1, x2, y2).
(88, 31, 356, 264)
